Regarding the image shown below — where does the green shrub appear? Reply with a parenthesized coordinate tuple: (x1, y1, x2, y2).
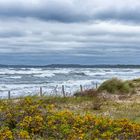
(0, 97, 140, 139)
(98, 78, 134, 94)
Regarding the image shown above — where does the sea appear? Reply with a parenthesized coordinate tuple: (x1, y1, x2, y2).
(0, 66, 140, 98)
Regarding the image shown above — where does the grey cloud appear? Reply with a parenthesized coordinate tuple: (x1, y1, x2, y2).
(0, 30, 26, 38)
(0, 18, 140, 54)
(0, 0, 139, 64)
(96, 8, 140, 23)
(0, 0, 90, 23)
(0, 0, 140, 23)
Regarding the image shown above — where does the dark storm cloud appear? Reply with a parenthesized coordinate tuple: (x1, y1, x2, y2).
(0, 0, 90, 23)
(0, 0, 140, 23)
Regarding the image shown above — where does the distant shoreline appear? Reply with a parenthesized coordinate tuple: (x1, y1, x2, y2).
(1, 64, 140, 68)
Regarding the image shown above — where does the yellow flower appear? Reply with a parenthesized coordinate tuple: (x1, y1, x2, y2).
(0, 127, 13, 140)
(19, 130, 30, 139)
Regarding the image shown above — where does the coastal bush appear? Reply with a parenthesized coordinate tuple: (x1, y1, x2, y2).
(98, 78, 134, 94)
(0, 97, 140, 139)
(74, 89, 97, 97)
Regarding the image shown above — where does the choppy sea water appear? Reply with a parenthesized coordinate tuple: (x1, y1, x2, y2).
(0, 67, 140, 98)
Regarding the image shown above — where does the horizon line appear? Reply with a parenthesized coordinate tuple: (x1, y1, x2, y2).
(0, 64, 140, 68)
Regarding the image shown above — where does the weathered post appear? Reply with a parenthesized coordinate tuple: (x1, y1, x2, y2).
(80, 85, 83, 92)
(40, 87, 43, 96)
(62, 85, 65, 97)
(54, 85, 58, 95)
(96, 82, 98, 89)
(8, 91, 11, 100)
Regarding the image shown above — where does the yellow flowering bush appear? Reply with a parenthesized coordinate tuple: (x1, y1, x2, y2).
(0, 127, 13, 140)
(17, 130, 30, 139)
(0, 97, 140, 139)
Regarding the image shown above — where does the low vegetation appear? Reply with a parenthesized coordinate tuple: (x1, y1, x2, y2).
(1, 78, 140, 139)
(98, 78, 135, 94)
(0, 95, 139, 139)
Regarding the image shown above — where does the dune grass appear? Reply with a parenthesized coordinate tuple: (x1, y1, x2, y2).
(97, 78, 135, 94)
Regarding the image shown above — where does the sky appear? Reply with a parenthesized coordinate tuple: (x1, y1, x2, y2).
(0, 0, 140, 65)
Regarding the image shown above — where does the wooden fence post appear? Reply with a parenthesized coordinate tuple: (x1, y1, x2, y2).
(80, 85, 83, 92)
(8, 91, 11, 100)
(62, 85, 66, 97)
(96, 83, 98, 89)
(40, 87, 43, 96)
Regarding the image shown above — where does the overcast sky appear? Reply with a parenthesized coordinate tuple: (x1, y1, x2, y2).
(0, 0, 140, 65)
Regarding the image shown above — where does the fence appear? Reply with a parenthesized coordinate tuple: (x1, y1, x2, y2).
(5, 83, 99, 100)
